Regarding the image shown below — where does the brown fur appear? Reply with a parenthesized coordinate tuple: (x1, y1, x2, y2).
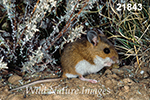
(61, 36, 118, 77)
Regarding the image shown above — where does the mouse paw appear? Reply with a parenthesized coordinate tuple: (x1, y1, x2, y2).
(89, 79, 97, 83)
(79, 76, 97, 83)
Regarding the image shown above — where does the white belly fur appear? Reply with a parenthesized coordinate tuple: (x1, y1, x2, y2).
(65, 55, 114, 78)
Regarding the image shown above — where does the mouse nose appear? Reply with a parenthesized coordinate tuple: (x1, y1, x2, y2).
(111, 56, 119, 63)
(116, 60, 119, 63)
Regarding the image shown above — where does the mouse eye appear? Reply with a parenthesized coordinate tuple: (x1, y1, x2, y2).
(103, 48, 110, 54)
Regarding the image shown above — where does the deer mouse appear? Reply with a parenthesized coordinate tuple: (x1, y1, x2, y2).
(61, 29, 119, 83)
(10, 30, 119, 91)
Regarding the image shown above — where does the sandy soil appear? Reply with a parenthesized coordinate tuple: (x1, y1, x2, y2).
(0, 64, 150, 100)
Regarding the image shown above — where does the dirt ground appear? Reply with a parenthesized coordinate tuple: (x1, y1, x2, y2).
(0, 63, 150, 100)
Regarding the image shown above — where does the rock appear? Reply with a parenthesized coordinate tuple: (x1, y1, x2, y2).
(112, 69, 124, 75)
(111, 79, 118, 85)
(122, 85, 130, 92)
(0, 86, 10, 100)
(104, 69, 112, 75)
(8, 75, 22, 85)
(111, 74, 120, 80)
(104, 79, 113, 87)
(122, 78, 135, 85)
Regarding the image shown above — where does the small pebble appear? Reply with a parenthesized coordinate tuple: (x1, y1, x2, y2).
(140, 70, 144, 74)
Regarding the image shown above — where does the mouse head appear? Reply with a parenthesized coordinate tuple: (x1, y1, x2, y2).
(87, 30, 119, 66)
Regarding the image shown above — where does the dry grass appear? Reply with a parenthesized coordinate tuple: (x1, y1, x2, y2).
(0, 0, 149, 74)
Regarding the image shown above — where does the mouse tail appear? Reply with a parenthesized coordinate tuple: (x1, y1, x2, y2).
(10, 78, 62, 92)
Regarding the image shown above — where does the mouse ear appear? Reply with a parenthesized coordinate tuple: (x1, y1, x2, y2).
(97, 29, 105, 37)
(87, 30, 98, 46)
(97, 29, 113, 46)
